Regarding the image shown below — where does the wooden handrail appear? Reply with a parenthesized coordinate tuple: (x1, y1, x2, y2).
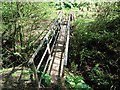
(64, 14, 70, 66)
(28, 12, 62, 66)
(28, 12, 63, 89)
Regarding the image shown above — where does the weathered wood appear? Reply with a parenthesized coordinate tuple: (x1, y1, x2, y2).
(28, 61, 40, 89)
(35, 18, 62, 88)
(47, 20, 66, 84)
(64, 15, 70, 66)
(47, 27, 61, 74)
(28, 26, 59, 88)
(28, 12, 72, 88)
(28, 14, 61, 66)
(36, 22, 61, 71)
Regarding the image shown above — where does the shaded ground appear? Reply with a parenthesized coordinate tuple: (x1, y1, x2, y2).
(1, 66, 50, 90)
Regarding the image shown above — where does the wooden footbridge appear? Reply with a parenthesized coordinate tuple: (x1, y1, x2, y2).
(28, 12, 72, 89)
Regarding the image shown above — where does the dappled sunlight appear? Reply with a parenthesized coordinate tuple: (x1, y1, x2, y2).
(1, 1, 120, 90)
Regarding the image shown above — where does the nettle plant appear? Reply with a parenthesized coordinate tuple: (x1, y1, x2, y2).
(41, 73, 52, 87)
(65, 74, 92, 90)
(37, 71, 52, 87)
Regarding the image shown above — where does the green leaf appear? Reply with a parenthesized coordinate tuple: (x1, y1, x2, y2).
(69, 82, 76, 88)
(14, 52, 22, 57)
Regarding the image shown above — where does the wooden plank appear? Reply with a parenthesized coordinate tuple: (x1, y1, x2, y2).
(48, 23, 66, 84)
(35, 17, 62, 87)
(28, 12, 61, 66)
(28, 12, 64, 88)
(37, 24, 61, 71)
(47, 29, 60, 74)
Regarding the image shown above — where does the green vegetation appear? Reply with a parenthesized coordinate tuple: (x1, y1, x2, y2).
(69, 2, 120, 90)
(41, 73, 52, 87)
(1, 2, 56, 89)
(2, 2, 57, 68)
(65, 74, 92, 90)
(1, 1, 120, 90)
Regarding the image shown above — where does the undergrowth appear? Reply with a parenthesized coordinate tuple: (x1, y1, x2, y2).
(69, 2, 120, 90)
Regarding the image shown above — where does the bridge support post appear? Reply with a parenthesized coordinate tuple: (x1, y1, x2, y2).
(28, 60, 40, 90)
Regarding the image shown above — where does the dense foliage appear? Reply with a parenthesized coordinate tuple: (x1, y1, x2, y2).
(1, 2, 57, 89)
(69, 2, 120, 90)
(2, 2, 56, 68)
(65, 74, 92, 90)
(1, 1, 120, 90)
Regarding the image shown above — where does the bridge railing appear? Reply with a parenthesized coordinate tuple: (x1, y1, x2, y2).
(28, 12, 63, 88)
(64, 14, 70, 66)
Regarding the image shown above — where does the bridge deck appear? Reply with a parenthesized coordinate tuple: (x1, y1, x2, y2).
(47, 24, 67, 84)
(28, 13, 71, 88)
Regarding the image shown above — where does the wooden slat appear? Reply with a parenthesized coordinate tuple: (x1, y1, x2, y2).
(36, 22, 61, 71)
(48, 20, 66, 84)
(28, 12, 62, 66)
(28, 11, 68, 88)
(47, 29, 60, 74)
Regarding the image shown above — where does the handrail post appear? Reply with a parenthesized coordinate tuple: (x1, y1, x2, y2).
(28, 11, 63, 89)
(28, 59, 40, 89)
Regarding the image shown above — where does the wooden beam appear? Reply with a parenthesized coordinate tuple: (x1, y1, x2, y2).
(64, 15, 70, 66)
